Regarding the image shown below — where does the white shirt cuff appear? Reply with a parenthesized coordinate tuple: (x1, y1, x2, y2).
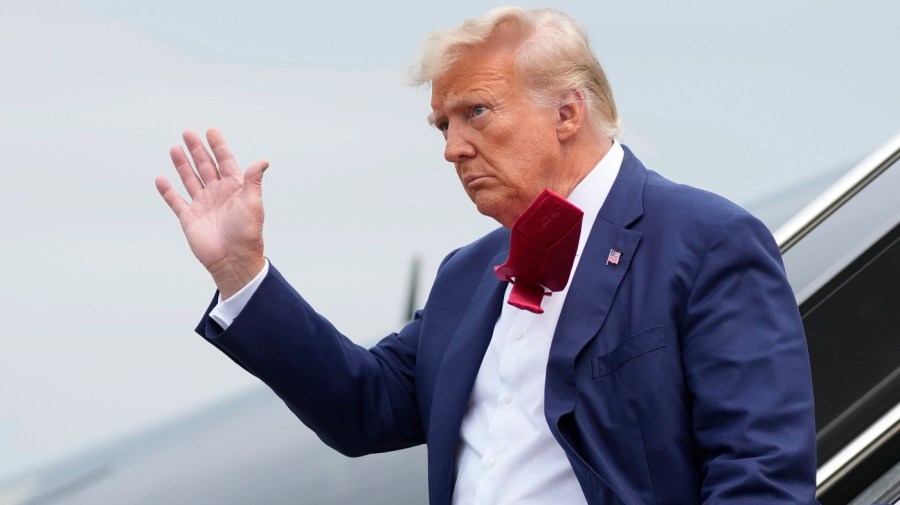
(208, 259, 270, 330)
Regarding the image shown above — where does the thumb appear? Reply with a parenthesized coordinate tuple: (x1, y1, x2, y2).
(244, 160, 269, 191)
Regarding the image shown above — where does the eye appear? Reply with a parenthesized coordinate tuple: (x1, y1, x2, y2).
(437, 121, 449, 132)
(471, 105, 487, 117)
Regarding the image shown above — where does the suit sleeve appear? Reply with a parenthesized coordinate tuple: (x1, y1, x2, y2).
(680, 213, 818, 504)
(195, 263, 425, 457)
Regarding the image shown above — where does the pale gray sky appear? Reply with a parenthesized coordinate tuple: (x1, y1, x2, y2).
(1, 0, 897, 483)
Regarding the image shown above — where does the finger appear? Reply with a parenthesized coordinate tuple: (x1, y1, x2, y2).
(155, 175, 189, 217)
(169, 145, 204, 198)
(206, 128, 241, 178)
(183, 129, 220, 186)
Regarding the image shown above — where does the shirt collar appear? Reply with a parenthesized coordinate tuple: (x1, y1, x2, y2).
(566, 140, 624, 257)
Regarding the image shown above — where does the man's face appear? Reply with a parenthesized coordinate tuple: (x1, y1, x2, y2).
(430, 43, 563, 228)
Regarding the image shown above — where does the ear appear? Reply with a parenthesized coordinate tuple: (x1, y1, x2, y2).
(556, 88, 586, 143)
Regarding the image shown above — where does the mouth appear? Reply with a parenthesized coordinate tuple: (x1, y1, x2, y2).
(464, 174, 486, 186)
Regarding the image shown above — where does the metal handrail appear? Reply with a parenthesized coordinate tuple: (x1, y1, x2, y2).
(775, 131, 900, 253)
(816, 402, 900, 496)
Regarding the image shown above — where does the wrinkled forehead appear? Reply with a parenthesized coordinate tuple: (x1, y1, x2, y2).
(428, 43, 521, 121)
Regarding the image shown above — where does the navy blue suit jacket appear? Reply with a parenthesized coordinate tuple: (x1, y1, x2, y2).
(198, 147, 819, 504)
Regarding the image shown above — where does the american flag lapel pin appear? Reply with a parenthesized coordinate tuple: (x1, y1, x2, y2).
(606, 248, 622, 266)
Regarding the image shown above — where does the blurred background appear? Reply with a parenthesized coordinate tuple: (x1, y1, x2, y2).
(1, 0, 898, 492)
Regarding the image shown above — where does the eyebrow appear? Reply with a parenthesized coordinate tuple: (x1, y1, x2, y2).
(426, 96, 465, 127)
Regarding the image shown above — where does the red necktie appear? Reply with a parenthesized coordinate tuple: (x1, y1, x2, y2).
(493, 189, 584, 314)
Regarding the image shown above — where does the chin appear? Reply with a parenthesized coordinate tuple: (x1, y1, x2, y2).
(473, 203, 516, 228)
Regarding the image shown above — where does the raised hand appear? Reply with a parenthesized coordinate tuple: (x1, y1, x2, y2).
(155, 128, 268, 299)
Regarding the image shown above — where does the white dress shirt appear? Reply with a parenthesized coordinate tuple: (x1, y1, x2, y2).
(210, 142, 625, 504)
(208, 260, 270, 329)
(452, 142, 623, 505)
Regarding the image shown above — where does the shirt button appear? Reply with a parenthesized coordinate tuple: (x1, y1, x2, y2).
(501, 394, 513, 405)
(513, 331, 524, 341)
(485, 456, 496, 467)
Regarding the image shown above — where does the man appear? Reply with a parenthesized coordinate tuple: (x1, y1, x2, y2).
(156, 7, 818, 505)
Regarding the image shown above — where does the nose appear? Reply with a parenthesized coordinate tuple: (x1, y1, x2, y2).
(443, 124, 476, 163)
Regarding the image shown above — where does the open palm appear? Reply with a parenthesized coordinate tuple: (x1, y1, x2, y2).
(156, 129, 268, 298)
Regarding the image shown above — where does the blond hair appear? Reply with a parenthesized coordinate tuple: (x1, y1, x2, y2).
(410, 7, 621, 139)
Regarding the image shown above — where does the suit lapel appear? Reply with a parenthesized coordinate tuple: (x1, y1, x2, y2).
(545, 146, 647, 432)
(427, 247, 508, 505)
(546, 223, 642, 415)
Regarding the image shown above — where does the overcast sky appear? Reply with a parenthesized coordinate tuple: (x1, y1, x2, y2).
(1, 0, 898, 483)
